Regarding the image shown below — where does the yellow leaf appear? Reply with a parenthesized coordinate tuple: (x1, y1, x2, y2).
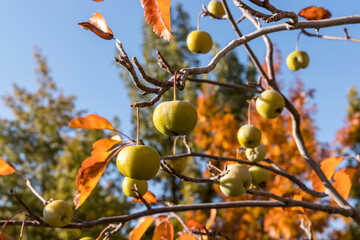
(332, 168, 356, 201)
(129, 216, 155, 240)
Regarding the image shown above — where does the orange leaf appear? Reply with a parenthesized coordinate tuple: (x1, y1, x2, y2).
(93, 0, 103, 2)
(0, 233, 15, 240)
(74, 138, 121, 209)
(78, 11, 114, 40)
(332, 168, 356, 201)
(311, 156, 344, 192)
(186, 219, 204, 230)
(299, 6, 331, 20)
(177, 233, 197, 240)
(129, 216, 155, 240)
(205, 209, 216, 229)
(0, 157, 16, 176)
(133, 191, 157, 204)
(152, 217, 174, 240)
(141, 0, 172, 41)
(69, 114, 114, 130)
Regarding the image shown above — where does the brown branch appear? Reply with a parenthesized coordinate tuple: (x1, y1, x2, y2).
(187, 77, 261, 93)
(302, 29, 360, 43)
(132, 185, 152, 212)
(156, 50, 174, 74)
(132, 57, 165, 87)
(201, 4, 228, 20)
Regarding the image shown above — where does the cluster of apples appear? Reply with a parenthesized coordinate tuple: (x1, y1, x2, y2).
(186, 0, 226, 54)
(219, 90, 284, 197)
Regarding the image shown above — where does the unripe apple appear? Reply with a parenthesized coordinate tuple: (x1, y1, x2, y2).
(122, 177, 148, 197)
(245, 144, 267, 163)
(219, 164, 252, 197)
(255, 90, 285, 119)
(286, 50, 310, 71)
(79, 237, 95, 240)
(207, 0, 225, 17)
(153, 100, 198, 136)
(43, 200, 73, 227)
(249, 166, 270, 189)
(237, 125, 262, 148)
(186, 30, 213, 54)
(117, 145, 160, 180)
(165, 157, 188, 173)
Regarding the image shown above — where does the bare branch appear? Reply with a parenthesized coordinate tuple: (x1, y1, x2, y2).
(302, 29, 360, 43)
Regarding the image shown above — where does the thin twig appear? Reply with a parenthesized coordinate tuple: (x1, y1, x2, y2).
(302, 29, 360, 43)
(132, 184, 152, 212)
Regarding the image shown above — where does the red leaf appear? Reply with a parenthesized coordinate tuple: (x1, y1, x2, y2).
(69, 114, 114, 130)
(0, 157, 16, 176)
(152, 217, 174, 240)
(129, 216, 155, 240)
(141, 0, 172, 41)
(299, 6, 331, 21)
(133, 191, 157, 204)
(332, 168, 356, 201)
(74, 138, 121, 209)
(311, 156, 344, 192)
(78, 11, 114, 40)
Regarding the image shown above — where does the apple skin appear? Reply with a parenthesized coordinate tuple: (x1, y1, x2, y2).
(237, 125, 262, 148)
(249, 166, 270, 189)
(165, 157, 188, 173)
(43, 200, 73, 227)
(256, 90, 285, 119)
(186, 30, 213, 54)
(79, 238, 95, 240)
(286, 50, 310, 71)
(153, 100, 198, 136)
(117, 145, 160, 180)
(207, 0, 225, 17)
(219, 164, 252, 197)
(245, 144, 267, 163)
(122, 177, 148, 197)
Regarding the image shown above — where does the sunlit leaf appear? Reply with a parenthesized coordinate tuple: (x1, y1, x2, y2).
(69, 114, 114, 130)
(177, 233, 197, 240)
(205, 209, 216, 229)
(129, 216, 155, 240)
(133, 191, 157, 204)
(141, 0, 172, 41)
(74, 138, 121, 209)
(332, 168, 356, 201)
(152, 217, 174, 240)
(311, 156, 344, 192)
(186, 219, 204, 230)
(0, 156, 16, 176)
(78, 11, 114, 40)
(299, 6, 331, 20)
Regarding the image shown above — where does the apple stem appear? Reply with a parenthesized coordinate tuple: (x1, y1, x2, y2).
(173, 71, 178, 101)
(197, 11, 203, 31)
(136, 107, 140, 146)
(296, 31, 302, 51)
(173, 136, 180, 155)
(248, 99, 252, 125)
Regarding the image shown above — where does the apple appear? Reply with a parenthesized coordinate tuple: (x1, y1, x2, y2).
(207, 0, 225, 17)
(79, 238, 95, 240)
(249, 166, 270, 189)
(255, 90, 285, 119)
(245, 144, 267, 163)
(186, 30, 213, 54)
(165, 157, 188, 173)
(286, 50, 310, 71)
(237, 125, 262, 148)
(43, 200, 73, 227)
(122, 177, 148, 197)
(153, 100, 198, 136)
(219, 164, 252, 197)
(117, 145, 160, 180)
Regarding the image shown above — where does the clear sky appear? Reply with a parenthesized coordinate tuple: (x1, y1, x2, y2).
(0, 0, 359, 146)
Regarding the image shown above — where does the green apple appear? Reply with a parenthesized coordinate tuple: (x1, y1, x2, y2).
(237, 125, 262, 148)
(286, 50, 310, 71)
(249, 166, 270, 189)
(207, 0, 225, 17)
(245, 144, 267, 163)
(165, 157, 188, 173)
(79, 237, 95, 240)
(43, 200, 73, 227)
(122, 177, 148, 197)
(186, 30, 213, 54)
(255, 90, 285, 119)
(117, 145, 160, 180)
(153, 100, 198, 136)
(220, 164, 252, 197)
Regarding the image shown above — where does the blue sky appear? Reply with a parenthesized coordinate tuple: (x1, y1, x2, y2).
(1, 0, 359, 146)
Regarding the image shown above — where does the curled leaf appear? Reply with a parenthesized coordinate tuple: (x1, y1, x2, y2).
(332, 168, 356, 201)
(311, 156, 344, 192)
(152, 217, 174, 240)
(141, 0, 172, 41)
(0, 157, 16, 176)
(74, 138, 121, 209)
(78, 11, 114, 40)
(299, 6, 331, 21)
(69, 114, 114, 130)
(133, 191, 157, 204)
(129, 216, 155, 240)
